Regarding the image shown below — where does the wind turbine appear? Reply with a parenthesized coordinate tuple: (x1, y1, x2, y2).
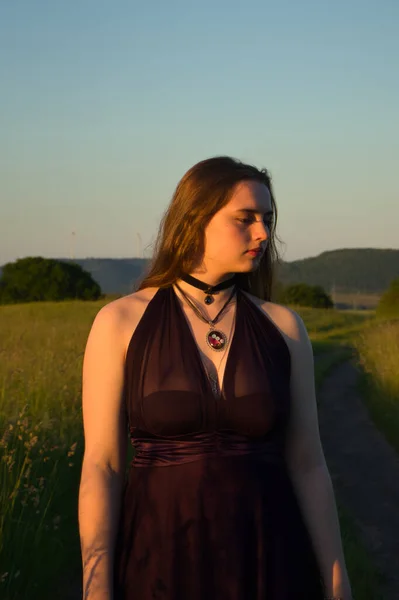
(70, 231, 76, 260)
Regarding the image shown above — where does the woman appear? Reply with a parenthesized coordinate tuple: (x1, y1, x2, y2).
(78, 156, 352, 599)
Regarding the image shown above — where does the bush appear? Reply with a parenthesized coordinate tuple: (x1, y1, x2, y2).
(276, 282, 334, 309)
(0, 257, 102, 304)
(376, 278, 399, 319)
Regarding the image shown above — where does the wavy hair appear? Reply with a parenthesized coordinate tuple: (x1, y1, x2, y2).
(136, 156, 284, 301)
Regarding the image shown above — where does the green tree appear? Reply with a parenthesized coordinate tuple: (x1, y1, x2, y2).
(0, 257, 102, 304)
(376, 278, 399, 319)
(276, 282, 334, 309)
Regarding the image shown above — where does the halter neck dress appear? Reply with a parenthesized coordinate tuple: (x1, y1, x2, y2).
(113, 285, 325, 599)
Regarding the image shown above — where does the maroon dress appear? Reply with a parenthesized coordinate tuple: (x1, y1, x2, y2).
(113, 285, 325, 599)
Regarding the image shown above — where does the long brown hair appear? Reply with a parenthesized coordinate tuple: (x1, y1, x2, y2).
(136, 156, 284, 300)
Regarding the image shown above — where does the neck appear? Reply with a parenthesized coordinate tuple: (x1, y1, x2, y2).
(174, 271, 237, 308)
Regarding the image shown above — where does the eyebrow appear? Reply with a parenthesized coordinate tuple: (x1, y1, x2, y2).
(234, 208, 274, 216)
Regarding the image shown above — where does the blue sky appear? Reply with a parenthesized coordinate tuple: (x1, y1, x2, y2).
(1, 0, 398, 264)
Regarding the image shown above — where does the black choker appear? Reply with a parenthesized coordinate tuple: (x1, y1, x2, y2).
(180, 273, 237, 305)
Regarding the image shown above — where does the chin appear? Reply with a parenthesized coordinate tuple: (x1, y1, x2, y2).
(233, 263, 259, 274)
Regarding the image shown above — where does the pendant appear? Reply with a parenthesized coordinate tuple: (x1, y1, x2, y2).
(204, 294, 214, 305)
(206, 328, 227, 351)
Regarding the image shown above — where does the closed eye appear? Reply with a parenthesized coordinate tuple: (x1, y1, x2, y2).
(237, 217, 273, 227)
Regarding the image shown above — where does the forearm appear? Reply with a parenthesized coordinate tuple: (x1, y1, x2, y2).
(78, 460, 125, 600)
(289, 464, 353, 599)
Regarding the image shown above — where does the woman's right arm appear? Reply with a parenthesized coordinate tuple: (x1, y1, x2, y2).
(78, 302, 128, 600)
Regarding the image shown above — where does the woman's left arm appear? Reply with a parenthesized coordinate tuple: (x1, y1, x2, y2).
(282, 308, 353, 600)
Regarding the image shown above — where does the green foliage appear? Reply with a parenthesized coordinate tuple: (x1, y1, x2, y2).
(277, 282, 334, 308)
(0, 257, 102, 304)
(376, 278, 399, 319)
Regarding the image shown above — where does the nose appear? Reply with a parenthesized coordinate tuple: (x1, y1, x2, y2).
(254, 220, 269, 243)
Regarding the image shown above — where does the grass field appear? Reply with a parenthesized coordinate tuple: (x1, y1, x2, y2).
(353, 319, 399, 455)
(0, 297, 397, 599)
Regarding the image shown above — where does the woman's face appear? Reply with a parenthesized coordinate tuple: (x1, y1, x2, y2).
(203, 180, 273, 276)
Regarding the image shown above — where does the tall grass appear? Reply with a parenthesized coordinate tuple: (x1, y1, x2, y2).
(0, 299, 108, 599)
(353, 319, 399, 453)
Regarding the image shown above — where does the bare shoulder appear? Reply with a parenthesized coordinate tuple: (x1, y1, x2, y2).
(80, 287, 160, 471)
(97, 287, 161, 357)
(241, 290, 308, 347)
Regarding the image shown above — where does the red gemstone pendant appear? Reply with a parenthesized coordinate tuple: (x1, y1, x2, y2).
(206, 329, 227, 351)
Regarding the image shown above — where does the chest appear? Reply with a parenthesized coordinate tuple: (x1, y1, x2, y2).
(181, 303, 237, 399)
(123, 285, 292, 437)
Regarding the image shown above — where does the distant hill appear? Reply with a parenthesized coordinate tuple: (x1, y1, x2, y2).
(1, 248, 398, 296)
(277, 248, 399, 294)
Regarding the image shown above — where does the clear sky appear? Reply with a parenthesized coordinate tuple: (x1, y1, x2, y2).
(1, 0, 398, 265)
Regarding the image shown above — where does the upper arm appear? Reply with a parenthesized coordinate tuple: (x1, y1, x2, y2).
(282, 308, 327, 476)
(81, 302, 128, 475)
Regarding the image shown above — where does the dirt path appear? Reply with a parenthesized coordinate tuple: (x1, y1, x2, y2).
(317, 358, 399, 600)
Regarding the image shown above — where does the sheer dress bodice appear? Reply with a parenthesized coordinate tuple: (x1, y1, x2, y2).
(124, 285, 291, 464)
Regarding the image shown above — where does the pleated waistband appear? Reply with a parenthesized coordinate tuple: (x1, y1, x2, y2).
(130, 430, 286, 467)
